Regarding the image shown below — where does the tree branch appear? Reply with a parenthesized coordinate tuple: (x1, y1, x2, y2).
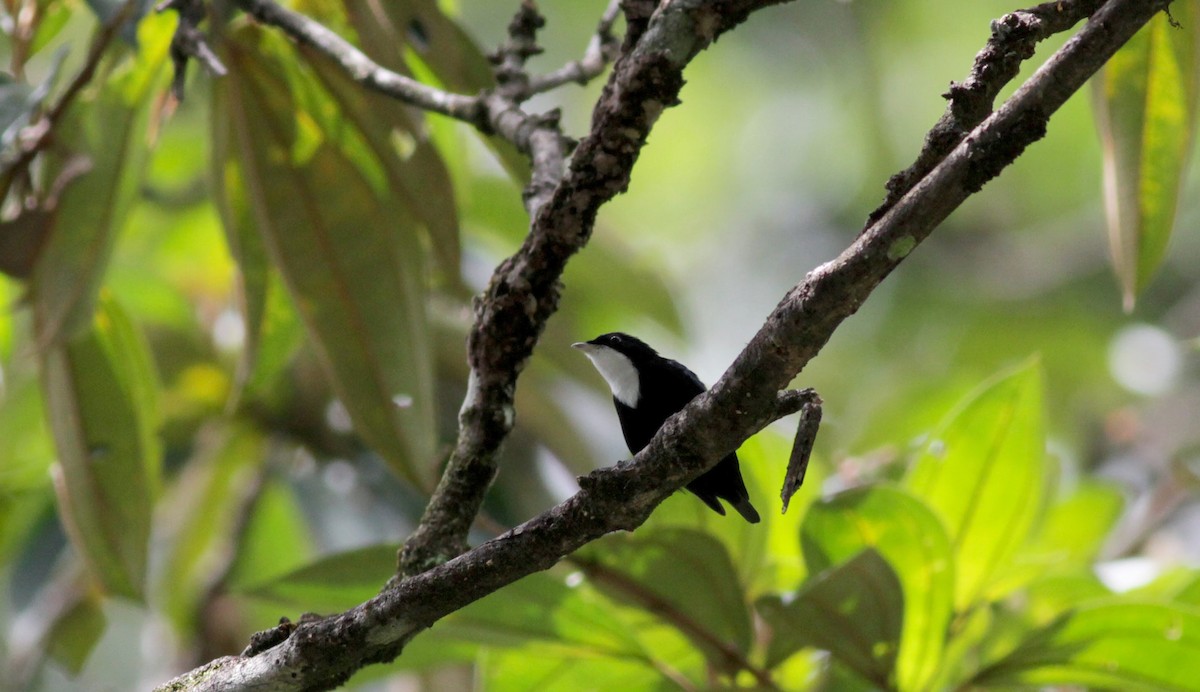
(155, 0, 1169, 688)
(398, 0, 790, 575)
(867, 0, 1105, 224)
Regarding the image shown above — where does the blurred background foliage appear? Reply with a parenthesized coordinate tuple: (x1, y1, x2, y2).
(3, 0, 1200, 689)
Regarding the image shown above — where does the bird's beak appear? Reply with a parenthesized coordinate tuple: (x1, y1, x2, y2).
(571, 342, 589, 351)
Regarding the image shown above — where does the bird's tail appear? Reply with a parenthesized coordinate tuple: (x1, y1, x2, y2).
(728, 496, 761, 524)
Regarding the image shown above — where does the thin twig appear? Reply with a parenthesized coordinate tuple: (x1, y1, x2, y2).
(528, 0, 622, 94)
(233, 0, 484, 123)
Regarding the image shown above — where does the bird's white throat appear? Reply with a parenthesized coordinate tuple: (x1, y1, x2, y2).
(578, 345, 640, 407)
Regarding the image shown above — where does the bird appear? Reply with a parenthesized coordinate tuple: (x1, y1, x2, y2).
(572, 332, 760, 523)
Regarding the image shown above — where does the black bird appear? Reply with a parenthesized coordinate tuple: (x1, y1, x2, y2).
(573, 332, 760, 523)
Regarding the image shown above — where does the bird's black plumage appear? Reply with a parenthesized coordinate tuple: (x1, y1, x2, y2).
(573, 332, 760, 523)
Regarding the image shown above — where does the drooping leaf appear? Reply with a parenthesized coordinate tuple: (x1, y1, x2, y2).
(906, 357, 1046, 609)
(44, 590, 107, 674)
(575, 527, 753, 673)
(299, 43, 463, 284)
(1093, 2, 1200, 307)
(220, 26, 435, 487)
(30, 14, 171, 345)
(239, 272, 304, 399)
(209, 71, 272, 400)
(759, 550, 902, 687)
(354, 0, 527, 181)
(975, 601, 1200, 690)
(157, 422, 267, 634)
(41, 296, 160, 599)
(800, 485, 954, 692)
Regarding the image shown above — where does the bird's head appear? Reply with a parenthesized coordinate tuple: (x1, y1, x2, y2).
(572, 332, 657, 406)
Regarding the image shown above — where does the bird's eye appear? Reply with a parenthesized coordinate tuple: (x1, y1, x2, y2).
(610, 335, 622, 344)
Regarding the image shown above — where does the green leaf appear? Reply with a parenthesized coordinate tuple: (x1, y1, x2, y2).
(446, 572, 644, 655)
(157, 423, 266, 633)
(0, 490, 49, 568)
(30, 14, 171, 345)
(637, 430, 816, 597)
(759, 549, 902, 687)
(210, 72, 273, 400)
(906, 357, 1046, 609)
(1093, 2, 1200, 307)
(220, 27, 435, 487)
(800, 485, 954, 692)
(45, 591, 107, 674)
(299, 43, 462, 284)
(1024, 573, 1113, 625)
(398, 570, 650, 673)
(1027, 481, 1124, 566)
(976, 601, 1200, 690)
(224, 479, 313, 591)
(0, 374, 55, 492)
(28, 1, 73, 58)
(238, 544, 395, 612)
(576, 528, 753, 673)
(0, 374, 55, 566)
(366, 0, 528, 181)
(479, 645, 673, 692)
(41, 296, 160, 599)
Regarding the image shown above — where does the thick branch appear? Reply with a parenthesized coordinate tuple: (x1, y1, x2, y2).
(155, 1, 1168, 689)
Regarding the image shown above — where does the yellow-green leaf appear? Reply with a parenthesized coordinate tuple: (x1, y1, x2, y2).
(578, 528, 753, 672)
(976, 601, 1200, 690)
(799, 486, 954, 692)
(759, 549, 903, 685)
(1093, 2, 1200, 307)
(0, 374, 55, 566)
(42, 297, 160, 599)
(906, 357, 1046, 609)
